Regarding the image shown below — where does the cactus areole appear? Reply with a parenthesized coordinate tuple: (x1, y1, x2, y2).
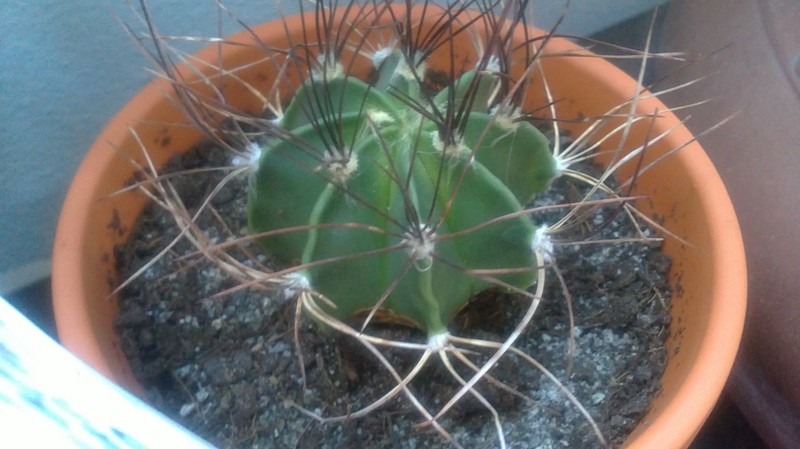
(248, 50, 557, 335)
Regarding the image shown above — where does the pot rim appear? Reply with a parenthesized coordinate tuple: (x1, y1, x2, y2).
(52, 7, 746, 449)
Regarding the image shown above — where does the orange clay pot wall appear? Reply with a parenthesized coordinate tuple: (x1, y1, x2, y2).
(53, 7, 745, 449)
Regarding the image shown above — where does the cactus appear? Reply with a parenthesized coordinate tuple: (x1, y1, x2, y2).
(122, 1, 686, 447)
(247, 50, 556, 335)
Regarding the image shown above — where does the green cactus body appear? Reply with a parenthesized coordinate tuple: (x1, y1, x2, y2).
(248, 51, 556, 335)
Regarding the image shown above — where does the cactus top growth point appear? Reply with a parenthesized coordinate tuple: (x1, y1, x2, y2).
(248, 49, 557, 334)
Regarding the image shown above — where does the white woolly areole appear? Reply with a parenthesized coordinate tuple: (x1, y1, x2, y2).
(430, 130, 468, 158)
(488, 104, 523, 130)
(367, 109, 394, 125)
(403, 225, 436, 272)
(231, 142, 262, 169)
(427, 332, 450, 350)
(371, 47, 393, 67)
(396, 57, 423, 81)
(312, 53, 343, 80)
(532, 225, 554, 264)
(407, 232, 435, 260)
(320, 149, 358, 184)
(282, 273, 311, 299)
(553, 154, 569, 178)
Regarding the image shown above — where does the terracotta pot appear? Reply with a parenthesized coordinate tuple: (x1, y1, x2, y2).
(52, 6, 746, 448)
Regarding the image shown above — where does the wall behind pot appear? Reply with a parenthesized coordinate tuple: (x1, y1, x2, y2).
(0, 0, 290, 293)
(656, 0, 800, 447)
(0, 0, 667, 293)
